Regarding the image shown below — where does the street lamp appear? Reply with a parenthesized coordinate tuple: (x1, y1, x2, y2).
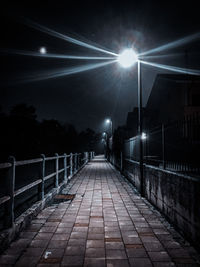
(118, 48, 144, 196)
(102, 132, 107, 138)
(105, 118, 113, 136)
(39, 47, 47, 54)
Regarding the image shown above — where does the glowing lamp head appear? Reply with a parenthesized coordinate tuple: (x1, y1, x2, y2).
(118, 48, 138, 68)
(106, 119, 111, 124)
(39, 47, 47, 54)
(141, 132, 147, 140)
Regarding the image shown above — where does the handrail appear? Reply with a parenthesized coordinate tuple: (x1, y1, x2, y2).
(0, 151, 95, 229)
(0, 196, 10, 205)
(14, 179, 42, 197)
(0, 163, 12, 169)
(16, 158, 43, 166)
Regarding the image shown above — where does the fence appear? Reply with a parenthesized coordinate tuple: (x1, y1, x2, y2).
(123, 116, 200, 176)
(0, 151, 94, 230)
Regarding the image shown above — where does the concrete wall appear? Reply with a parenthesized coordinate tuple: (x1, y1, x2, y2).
(123, 159, 200, 251)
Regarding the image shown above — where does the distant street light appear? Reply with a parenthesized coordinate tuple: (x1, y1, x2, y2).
(102, 132, 107, 138)
(118, 48, 144, 196)
(105, 118, 113, 135)
(39, 47, 47, 54)
(141, 132, 147, 140)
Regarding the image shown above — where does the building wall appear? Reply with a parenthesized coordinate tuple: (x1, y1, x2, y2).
(123, 159, 200, 251)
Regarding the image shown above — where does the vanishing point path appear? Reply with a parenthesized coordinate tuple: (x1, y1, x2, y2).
(0, 156, 199, 267)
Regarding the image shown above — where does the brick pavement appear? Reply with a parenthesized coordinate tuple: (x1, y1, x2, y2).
(0, 156, 199, 267)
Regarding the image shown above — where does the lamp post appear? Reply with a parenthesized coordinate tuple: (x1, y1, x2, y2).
(118, 49, 144, 197)
(105, 118, 113, 136)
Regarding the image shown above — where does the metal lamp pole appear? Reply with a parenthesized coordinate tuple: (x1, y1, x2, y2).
(138, 60, 144, 197)
(110, 120, 113, 136)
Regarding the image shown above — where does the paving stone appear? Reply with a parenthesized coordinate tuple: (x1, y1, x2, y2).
(123, 236, 142, 244)
(88, 227, 104, 233)
(29, 239, 49, 248)
(105, 231, 121, 239)
(85, 248, 105, 258)
(86, 240, 104, 248)
(144, 241, 164, 251)
(39, 226, 57, 233)
(55, 227, 72, 234)
(105, 242, 124, 250)
(129, 258, 153, 267)
(51, 233, 70, 240)
(126, 248, 148, 258)
(48, 240, 68, 249)
(107, 259, 130, 267)
(88, 233, 105, 240)
(84, 258, 106, 267)
(61, 255, 84, 266)
(65, 246, 85, 255)
(148, 251, 171, 262)
(106, 249, 127, 259)
(68, 238, 87, 246)
(35, 232, 53, 240)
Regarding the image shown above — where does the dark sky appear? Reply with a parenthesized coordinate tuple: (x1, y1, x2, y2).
(1, 0, 200, 132)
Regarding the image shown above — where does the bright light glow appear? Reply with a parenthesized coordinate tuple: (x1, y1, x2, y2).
(141, 132, 147, 140)
(103, 132, 106, 136)
(118, 49, 138, 68)
(106, 119, 111, 124)
(39, 47, 47, 54)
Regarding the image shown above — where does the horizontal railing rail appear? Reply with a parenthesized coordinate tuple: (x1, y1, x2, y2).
(0, 151, 95, 229)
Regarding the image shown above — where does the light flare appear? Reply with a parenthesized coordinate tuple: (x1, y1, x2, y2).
(16, 60, 117, 83)
(140, 60, 200, 76)
(139, 33, 200, 56)
(1, 49, 115, 60)
(24, 19, 118, 57)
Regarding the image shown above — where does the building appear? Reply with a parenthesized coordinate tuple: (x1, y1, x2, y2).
(145, 74, 200, 129)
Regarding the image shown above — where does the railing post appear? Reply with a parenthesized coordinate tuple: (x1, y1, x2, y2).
(64, 153, 67, 181)
(55, 153, 59, 187)
(39, 154, 45, 200)
(84, 152, 86, 164)
(120, 151, 123, 172)
(74, 153, 77, 172)
(5, 156, 15, 228)
(77, 154, 80, 170)
(162, 124, 166, 169)
(70, 153, 73, 177)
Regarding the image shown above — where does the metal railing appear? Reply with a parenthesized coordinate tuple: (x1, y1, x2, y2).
(0, 151, 94, 229)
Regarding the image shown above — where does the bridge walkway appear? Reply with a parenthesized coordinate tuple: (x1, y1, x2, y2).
(0, 156, 199, 266)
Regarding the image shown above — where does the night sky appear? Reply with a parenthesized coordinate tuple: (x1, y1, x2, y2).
(1, 0, 200, 132)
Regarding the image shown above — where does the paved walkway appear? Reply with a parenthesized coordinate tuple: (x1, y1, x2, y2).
(0, 156, 199, 267)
